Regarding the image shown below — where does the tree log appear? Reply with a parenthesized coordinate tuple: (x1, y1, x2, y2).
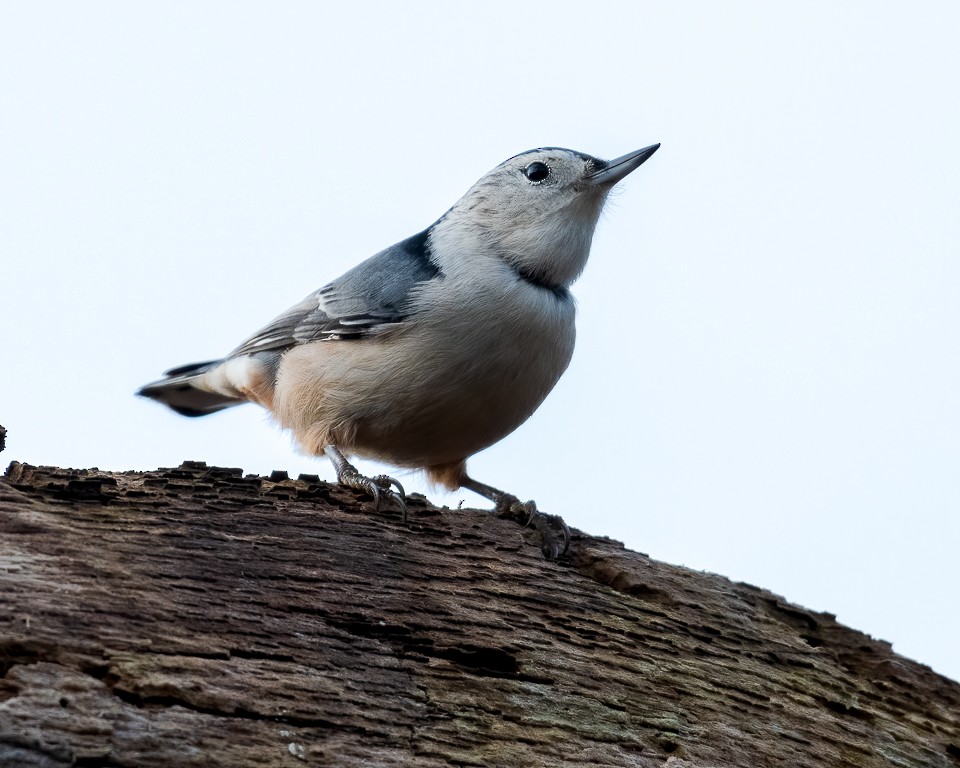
(1, 461, 958, 767)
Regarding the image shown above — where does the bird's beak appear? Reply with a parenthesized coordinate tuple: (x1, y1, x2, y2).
(588, 144, 660, 186)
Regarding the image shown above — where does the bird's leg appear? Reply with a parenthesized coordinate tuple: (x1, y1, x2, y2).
(324, 446, 407, 522)
(460, 476, 570, 560)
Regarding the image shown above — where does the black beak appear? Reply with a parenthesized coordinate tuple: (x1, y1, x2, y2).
(588, 143, 660, 186)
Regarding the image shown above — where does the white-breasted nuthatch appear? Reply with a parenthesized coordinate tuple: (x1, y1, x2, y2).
(139, 144, 659, 558)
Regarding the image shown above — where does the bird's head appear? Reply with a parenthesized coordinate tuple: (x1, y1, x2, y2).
(435, 145, 659, 290)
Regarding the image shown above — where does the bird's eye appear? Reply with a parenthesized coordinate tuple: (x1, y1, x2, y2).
(523, 162, 550, 183)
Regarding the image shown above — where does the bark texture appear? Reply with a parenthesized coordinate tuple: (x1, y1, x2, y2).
(1, 460, 958, 768)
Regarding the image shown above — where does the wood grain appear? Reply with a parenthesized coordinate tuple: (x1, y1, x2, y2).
(1, 461, 958, 767)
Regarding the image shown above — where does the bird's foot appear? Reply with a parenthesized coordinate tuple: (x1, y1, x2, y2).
(494, 495, 570, 560)
(338, 466, 407, 522)
(325, 446, 407, 521)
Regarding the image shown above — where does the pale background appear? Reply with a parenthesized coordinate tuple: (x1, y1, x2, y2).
(2, 3, 958, 682)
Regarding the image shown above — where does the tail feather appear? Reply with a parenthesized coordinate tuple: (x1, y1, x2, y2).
(162, 360, 220, 378)
(137, 359, 246, 417)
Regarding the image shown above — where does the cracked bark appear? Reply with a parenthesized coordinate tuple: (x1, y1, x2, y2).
(0, 461, 958, 768)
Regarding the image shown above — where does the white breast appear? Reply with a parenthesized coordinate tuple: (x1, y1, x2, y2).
(359, 256, 576, 466)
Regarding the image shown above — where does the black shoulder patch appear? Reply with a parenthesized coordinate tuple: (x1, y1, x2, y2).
(398, 228, 441, 282)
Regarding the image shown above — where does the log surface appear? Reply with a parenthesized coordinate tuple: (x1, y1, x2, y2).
(1, 461, 958, 767)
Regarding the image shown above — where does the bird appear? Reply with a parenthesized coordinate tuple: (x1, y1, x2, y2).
(138, 143, 660, 559)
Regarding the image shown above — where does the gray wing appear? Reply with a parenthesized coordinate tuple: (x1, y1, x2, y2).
(230, 229, 440, 357)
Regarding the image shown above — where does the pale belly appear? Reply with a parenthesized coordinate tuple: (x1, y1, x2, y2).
(273, 279, 576, 469)
(352, 311, 575, 467)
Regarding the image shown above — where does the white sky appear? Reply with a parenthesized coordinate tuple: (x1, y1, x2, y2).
(2, 3, 958, 682)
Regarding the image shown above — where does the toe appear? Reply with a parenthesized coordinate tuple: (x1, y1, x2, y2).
(373, 474, 406, 501)
(527, 508, 570, 560)
(372, 475, 408, 521)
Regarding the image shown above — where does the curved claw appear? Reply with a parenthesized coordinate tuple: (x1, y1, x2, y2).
(534, 511, 571, 559)
(336, 467, 406, 520)
(496, 494, 571, 560)
(372, 474, 405, 499)
(503, 499, 570, 560)
(372, 474, 408, 522)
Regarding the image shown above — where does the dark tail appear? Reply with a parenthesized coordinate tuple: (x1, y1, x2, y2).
(137, 360, 246, 417)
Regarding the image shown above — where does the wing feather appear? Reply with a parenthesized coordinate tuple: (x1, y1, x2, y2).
(229, 229, 439, 357)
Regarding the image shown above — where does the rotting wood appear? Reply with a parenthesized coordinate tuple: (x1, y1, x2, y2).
(0, 460, 958, 767)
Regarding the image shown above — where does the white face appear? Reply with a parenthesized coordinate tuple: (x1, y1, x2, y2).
(445, 148, 612, 289)
(474, 148, 607, 225)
